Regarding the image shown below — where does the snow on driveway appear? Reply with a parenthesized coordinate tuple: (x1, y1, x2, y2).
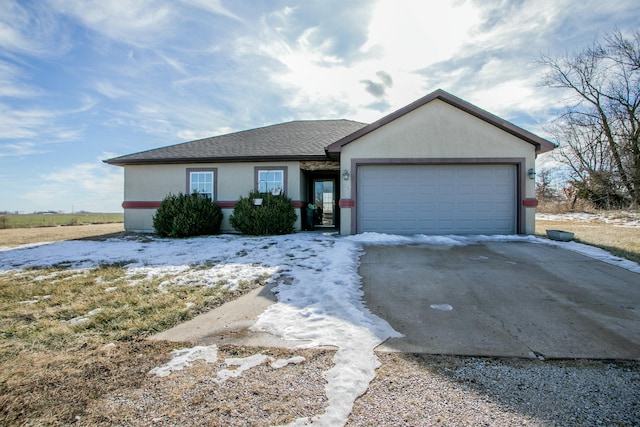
(1, 232, 639, 426)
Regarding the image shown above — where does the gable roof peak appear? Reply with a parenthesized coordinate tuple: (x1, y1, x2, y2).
(326, 88, 556, 155)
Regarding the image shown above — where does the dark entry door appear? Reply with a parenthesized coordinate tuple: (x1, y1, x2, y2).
(313, 179, 335, 227)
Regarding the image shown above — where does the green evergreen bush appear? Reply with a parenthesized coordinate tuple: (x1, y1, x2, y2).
(230, 190, 297, 235)
(153, 192, 223, 238)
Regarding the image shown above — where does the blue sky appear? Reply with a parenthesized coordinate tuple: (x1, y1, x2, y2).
(1, 0, 638, 213)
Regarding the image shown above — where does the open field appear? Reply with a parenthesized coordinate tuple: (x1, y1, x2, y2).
(0, 223, 125, 247)
(0, 213, 123, 229)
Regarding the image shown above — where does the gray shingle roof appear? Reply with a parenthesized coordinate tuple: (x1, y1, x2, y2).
(105, 120, 367, 165)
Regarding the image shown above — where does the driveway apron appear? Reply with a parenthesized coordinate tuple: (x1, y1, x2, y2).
(360, 242, 640, 359)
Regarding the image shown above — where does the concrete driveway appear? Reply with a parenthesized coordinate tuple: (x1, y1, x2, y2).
(360, 241, 640, 359)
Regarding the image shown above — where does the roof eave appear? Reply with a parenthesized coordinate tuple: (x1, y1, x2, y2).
(104, 154, 330, 166)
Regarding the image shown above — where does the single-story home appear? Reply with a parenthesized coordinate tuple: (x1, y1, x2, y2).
(105, 89, 555, 235)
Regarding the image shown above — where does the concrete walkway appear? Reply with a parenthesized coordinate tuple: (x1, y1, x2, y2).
(150, 282, 310, 348)
(361, 242, 640, 359)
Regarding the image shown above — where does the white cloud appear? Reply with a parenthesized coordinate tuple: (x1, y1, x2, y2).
(238, 20, 357, 117)
(448, 59, 563, 120)
(48, 0, 244, 50)
(0, 0, 71, 57)
(362, 0, 482, 69)
(154, 50, 189, 75)
(0, 99, 92, 148)
(232, 7, 390, 122)
(179, 0, 243, 22)
(232, 1, 487, 122)
(229, 0, 639, 129)
(471, 81, 551, 120)
(176, 126, 233, 142)
(0, 103, 58, 140)
(98, 92, 235, 143)
(407, 0, 630, 123)
(0, 141, 45, 158)
(467, 0, 565, 50)
(0, 60, 43, 98)
(47, 0, 175, 48)
(95, 81, 129, 99)
(20, 159, 123, 212)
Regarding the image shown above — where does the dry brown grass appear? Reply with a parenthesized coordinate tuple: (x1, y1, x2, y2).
(0, 255, 270, 426)
(536, 199, 594, 214)
(0, 339, 176, 426)
(80, 345, 333, 427)
(536, 219, 640, 264)
(0, 223, 125, 247)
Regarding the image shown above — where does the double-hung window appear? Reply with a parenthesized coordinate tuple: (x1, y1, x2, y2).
(187, 169, 216, 200)
(256, 167, 286, 194)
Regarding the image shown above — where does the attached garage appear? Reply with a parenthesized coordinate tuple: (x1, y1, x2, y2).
(357, 164, 516, 235)
(326, 89, 556, 236)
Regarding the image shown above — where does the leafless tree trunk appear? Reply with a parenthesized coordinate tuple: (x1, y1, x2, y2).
(539, 30, 640, 208)
(536, 169, 560, 202)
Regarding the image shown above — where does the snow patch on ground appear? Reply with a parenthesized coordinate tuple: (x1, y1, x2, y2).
(540, 238, 640, 273)
(149, 343, 307, 383)
(430, 304, 453, 311)
(271, 355, 305, 369)
(68, 308, 103, 325)
(215, 353, 272, 384)
(250, 236, 402, 427)
(18, 294, 51, 305)
(149, 345, 219, 377)
(537, 211, 640, 227)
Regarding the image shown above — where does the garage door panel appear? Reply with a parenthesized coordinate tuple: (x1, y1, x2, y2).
(458, 185, 475, 196)
(357, 165, 516, 235)
(437, 202, 455, 212)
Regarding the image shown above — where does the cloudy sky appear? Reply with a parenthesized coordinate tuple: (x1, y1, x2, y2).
(1, 0, 638, 213)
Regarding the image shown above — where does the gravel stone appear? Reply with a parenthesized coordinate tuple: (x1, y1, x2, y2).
(81, 346, 640, 426)
(348, 354, 640, 427)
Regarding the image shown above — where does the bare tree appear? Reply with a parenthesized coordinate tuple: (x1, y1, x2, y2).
(536, 169, 559, 202)
(539, 30, 640, 208)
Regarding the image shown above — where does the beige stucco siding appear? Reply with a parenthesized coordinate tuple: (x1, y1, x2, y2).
(339, 99, 538, 235)
(123, 208, 156, 232)
(123, 161, 302, 232)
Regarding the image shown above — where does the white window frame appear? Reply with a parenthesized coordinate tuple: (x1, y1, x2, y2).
(255, 167, 287, 195)
(186, 168, 217, 200)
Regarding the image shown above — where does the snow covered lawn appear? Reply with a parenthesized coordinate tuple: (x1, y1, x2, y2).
(536, 210, 640, 227)
(536, 211, 640, 264)
(1, 230, 639, 426)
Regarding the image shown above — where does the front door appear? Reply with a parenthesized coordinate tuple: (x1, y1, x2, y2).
(313, 179, 335, 227)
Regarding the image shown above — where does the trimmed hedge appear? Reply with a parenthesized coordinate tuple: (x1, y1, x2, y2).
(230, 190, 297, 235)
(153, 192, 223, 238)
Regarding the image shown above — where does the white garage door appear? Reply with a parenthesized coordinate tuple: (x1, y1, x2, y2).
(357, 164, 516, 235)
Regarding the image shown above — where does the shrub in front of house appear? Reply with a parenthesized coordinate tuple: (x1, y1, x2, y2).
(230, 190, 297, 235)
(153, 192, 223, 238)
